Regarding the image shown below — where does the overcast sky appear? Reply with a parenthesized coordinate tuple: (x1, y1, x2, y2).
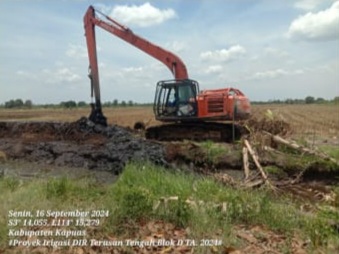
(0, 0, 338, 104)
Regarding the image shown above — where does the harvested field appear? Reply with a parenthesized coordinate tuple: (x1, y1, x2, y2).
(1, 104, 337, 140)
(251, 104, 339, 145)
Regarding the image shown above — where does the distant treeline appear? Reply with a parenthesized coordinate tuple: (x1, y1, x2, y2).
(1, 96, 338, 109)
(0, 99, 152, 109)
(251, 96, 339, 105)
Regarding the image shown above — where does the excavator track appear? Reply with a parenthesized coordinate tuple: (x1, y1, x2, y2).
(145, 122, 245, 142)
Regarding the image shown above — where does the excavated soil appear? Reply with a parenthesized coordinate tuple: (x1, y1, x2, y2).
(0, 118, 167, 176)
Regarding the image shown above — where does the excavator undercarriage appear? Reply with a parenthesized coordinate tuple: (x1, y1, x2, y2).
(145, 122, 246, 142)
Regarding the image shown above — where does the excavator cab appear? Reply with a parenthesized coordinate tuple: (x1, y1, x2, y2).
(154, 79, 199, 121)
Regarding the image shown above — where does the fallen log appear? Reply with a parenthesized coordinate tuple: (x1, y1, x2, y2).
(243, 179, 264, 188)
(265, 132, 339, 166)
(244, 139, 274, 189)
(242, 147, 250, 180)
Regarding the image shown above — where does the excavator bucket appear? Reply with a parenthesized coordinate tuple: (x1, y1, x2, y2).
(89, 103, 107, 126)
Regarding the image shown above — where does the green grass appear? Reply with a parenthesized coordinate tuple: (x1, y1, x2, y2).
(0, 162, 338, 252)
(264, 165, 288, 178)
(199, 141, 229, 163)
(319, 145, 339, 161)
(198, 141, 242, 168)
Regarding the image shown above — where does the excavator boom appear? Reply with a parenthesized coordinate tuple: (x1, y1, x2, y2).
(85, 7, 188, 79)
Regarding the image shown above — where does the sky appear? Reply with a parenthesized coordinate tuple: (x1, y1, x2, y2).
(0, 0, 338, 104)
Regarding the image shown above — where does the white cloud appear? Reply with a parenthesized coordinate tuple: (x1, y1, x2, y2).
(253, 69, 288, 79)
(121, 66, 153, 81)
(294, 0, 329, 10)
(287, 1, 339, 41)
(123, 66, 143, 73)
(16, 70, 29, 76)
(110, 2, 176, 27)
(294, 69, 305, 75)
(13, 67, 82, 91)
(66, 44, 87, 59)
(93, 3, 112, 15)
(205, 65, 223, 74)
(165, 41, 186, 53)
(43, 68, 82, 83)
(264, 47, 289, 58)
(252, 68, 304, 80)
(200, 45, 246, 62)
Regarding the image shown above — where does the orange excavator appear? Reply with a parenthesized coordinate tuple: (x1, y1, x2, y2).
(84, 5, 251, 141)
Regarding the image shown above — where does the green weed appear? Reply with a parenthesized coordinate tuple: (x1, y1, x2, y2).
(45, 177, 72, 199)
(319, 145, 339, 161)
(200, 141, 229, 163)
(0, 177, 20, 192)
(116, 187, 153, 222)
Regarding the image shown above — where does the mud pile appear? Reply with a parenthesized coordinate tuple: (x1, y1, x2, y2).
(245, 117, 291, 136)
(0, 118, 166, 174)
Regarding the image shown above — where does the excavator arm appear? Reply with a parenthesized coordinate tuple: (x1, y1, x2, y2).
(83, 5, 189, 125)
(84, 7, 106, 125)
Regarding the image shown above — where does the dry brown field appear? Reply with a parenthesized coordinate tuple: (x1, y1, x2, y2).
(0, 104, 338, 143)
(252, 104, 338, 136)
